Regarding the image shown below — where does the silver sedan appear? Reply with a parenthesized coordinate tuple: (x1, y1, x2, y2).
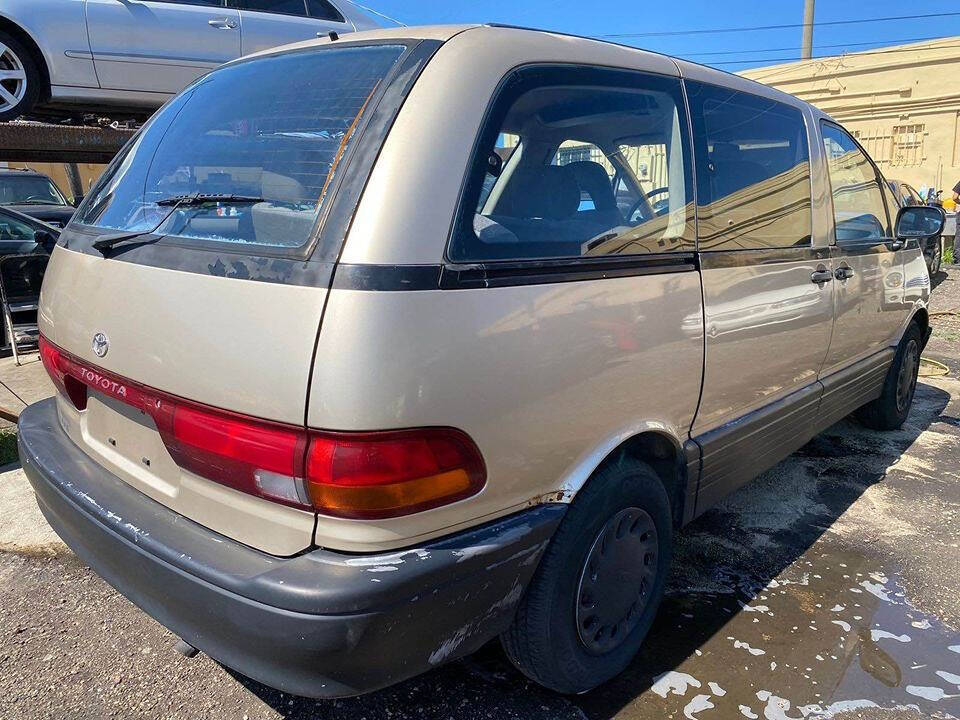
(0, 0, 380, 121)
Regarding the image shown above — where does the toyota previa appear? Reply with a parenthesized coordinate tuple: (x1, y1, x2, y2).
(18, 25, 943, 697)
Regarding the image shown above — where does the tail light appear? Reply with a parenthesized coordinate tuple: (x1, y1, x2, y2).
(39, 337, 91, 410)
(38, 335, 486, 518)
(306, 429, 486, 519)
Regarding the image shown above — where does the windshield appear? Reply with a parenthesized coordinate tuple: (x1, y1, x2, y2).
(75, 44, 406, 252)
(0, 175, 68, 206)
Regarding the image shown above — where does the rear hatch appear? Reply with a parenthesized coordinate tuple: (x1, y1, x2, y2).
(37, 41, 417, 556)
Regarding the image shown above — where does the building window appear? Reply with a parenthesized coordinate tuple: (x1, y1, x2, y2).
(852, 128, 891, 166)
(891, 123, 924, 167)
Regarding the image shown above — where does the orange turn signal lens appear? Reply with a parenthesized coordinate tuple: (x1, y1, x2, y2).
(305, 429, 486, 519)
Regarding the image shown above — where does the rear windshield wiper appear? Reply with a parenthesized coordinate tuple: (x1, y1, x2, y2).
(92, 193, 264, 255)
(155, 193, 264, 206)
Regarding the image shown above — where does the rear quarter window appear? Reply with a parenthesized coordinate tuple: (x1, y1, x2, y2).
(448, 65, 696, 263)
(75, 44, 406, 257)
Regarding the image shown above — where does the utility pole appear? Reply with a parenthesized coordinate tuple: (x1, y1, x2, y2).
(801, 0, 815, 59)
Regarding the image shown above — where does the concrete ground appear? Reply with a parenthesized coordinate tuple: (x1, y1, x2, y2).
(1, 271, 959, 720)
(0, 351, 53, 429)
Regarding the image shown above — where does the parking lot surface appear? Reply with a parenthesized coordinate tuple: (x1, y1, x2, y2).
(1, 269, 959, 720)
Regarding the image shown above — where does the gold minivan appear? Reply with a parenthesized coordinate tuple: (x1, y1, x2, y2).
(19, 24, 942, 697)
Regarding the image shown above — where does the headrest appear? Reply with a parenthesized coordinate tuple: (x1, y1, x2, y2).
(498, 165, 580, 220)
(565, 161, 617, 211)
(261, 170, 308, 206)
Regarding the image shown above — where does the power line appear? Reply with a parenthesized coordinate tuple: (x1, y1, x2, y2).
(340, 0, 406, 26)
(710, 39, 960, 67)
(597, 11, 960, 39)
(686, 35, 947, 58)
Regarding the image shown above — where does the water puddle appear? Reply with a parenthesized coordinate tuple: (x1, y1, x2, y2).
(576, 542, 960, 719)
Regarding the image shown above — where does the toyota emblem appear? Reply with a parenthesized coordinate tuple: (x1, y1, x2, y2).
(92, 332, 109, 358)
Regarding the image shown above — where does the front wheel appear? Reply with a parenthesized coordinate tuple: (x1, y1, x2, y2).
(501, 458, 672, 693)
(856, 323, 922, 430)
(0, 31, 42, 121)
(929, 239, 942, 276)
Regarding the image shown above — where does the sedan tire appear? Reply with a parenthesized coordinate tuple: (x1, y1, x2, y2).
(0, 31, 42, 122)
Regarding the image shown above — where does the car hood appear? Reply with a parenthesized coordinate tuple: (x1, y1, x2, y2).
(4, 204, 75, 226)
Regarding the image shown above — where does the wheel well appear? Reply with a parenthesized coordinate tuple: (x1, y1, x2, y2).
(594, 432, 686, 527)
(911, 307, 929, 340)
(0, 18, 51, 101)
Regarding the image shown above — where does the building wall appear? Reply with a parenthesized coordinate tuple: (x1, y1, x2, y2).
(741, 38, 960, 195)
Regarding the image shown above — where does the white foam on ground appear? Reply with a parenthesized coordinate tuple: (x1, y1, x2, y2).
(905, 685, 960, 701)
(683, 694, 714, 719)
(870, 629, 911, 643)
(650, 671, 701, 699)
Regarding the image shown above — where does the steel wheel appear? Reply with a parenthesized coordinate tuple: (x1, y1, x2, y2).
(576, 506, 658, 655)
(895, 338, 919, 414)
(0, 41, 27, 115)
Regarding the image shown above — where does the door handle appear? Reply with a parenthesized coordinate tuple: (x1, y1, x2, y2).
(811, 266, 834, 284)
(208, 17, 238, 29)
(835, 266, 854, 280)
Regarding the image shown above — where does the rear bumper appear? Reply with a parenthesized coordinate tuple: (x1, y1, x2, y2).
(18, 398, 565, 698)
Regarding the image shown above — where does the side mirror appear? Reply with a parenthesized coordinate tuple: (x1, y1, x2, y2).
(895, 205, 944, 240)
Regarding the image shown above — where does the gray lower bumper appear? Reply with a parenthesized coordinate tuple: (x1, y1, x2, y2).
(18, 398, 565, 698)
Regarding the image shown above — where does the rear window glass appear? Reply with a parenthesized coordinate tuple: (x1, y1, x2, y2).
(75, 44, 405, 253)
(0, 175, 67, 206)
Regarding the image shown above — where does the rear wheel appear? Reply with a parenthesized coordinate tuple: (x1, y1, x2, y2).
(0, 31, 42, 121)
(501, 458, 672, 693)
(856, 322, 922, 431)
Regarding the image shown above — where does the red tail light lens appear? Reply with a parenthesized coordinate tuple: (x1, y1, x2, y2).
(305, 429, 487, 518)
(164, 404, 310, 507)
(39, 336, 89, 410)
(38, 335, 486, 518)
(39, 336, 66, 392)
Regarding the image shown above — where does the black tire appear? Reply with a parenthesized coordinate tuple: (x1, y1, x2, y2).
(856, 322, 923, 431)
(0, 31, 43, 122)
(501, 457, 672, 694)
(929, 239, 942, 276)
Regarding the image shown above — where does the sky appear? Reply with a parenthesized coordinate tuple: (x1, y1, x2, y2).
(351, 0, 960, 71)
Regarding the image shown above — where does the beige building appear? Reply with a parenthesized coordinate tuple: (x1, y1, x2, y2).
(741, 37, 960, 196)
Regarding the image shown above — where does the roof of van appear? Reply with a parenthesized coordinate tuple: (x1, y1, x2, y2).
(240, 24, 818, 115)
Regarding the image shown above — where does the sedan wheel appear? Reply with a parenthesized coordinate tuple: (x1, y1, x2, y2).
(0, 32, 42, 122)
(0, 41, 28, 115)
